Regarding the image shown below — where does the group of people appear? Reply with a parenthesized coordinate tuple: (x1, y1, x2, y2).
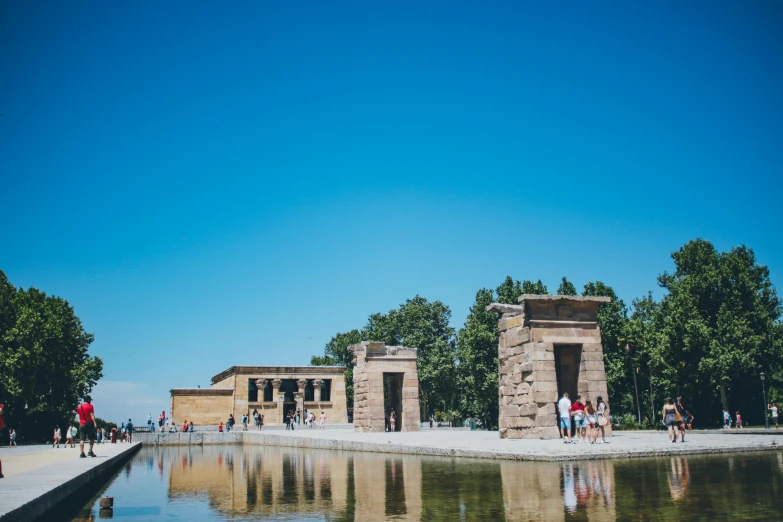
(149, 410, 180, 432)
(284, 408, 327, 430)
(663, 397, 690, 442)
(557, 393, 609, 444)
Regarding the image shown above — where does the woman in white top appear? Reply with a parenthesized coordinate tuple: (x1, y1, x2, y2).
(53, 426, 61, 448)
(596, 397, 608, 444)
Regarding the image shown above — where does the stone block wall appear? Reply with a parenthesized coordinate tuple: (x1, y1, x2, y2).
(351, 342, 421, 432)
(490, 296, 613, 440)
(171, 389, 235, 427)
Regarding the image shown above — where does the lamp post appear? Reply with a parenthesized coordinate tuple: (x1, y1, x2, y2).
(761, 372, 769, 430)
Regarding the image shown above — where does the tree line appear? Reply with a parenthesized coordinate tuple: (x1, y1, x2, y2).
(0, 270, 103, 442)
(311, 239, 783, 429)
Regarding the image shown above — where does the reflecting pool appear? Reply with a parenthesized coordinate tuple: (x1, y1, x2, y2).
(64, 446, 783, 521)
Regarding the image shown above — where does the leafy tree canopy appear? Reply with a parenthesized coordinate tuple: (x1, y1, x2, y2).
(0, 270, 103, 441)
(557, 277, 578, 296)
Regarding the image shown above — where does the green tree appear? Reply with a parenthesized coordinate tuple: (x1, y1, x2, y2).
(0, 270, 103, 441)
(522, 279, 548, 295)
(455, 288, 500, 429)
(581, 281, 630, 417)
(310, 330, 362, 407)
(557, 277, 578, 296)
(656, 240, 783, 423)
(362, 296, 456, 419)
(495, 276, 522, 304)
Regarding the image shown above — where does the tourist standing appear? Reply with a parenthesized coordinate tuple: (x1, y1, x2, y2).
(685, 411, 694, 430)
(769, 403, 779, 429)
(296, 408, 301, 425)
(558, 392, 573, 443)
(242, 413, 248, 431)
(429, 414, 434, 429)
(663, 398, 678, 443)
(9, 428, 17, 447)
(189, 422, 194, 432)
(228, 414, 235, 431)
(285, 412, 290, 431)
(723, 409, 731, 429)
(570, 396, 586, 443)
(0, 401, 5, 478)
(97, 427, 102, 444)
(320, 411, 326, 429)
(676, 397, 687, 442)
(159, 410, 165, 428)
(735, 411, 742, 429)
(147, 413, 152, 428)
(390, 410, 396, 432)
(584, 401, 597, 444)
(253, 409, 259, 428)
(54, 425, 61, 448)
(76, 395, 98, 458)
(260, 414, 264, 430)
(596, 396, 608, 444)
(127, 419, 134, 443)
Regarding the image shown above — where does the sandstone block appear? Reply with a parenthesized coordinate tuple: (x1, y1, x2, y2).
(516, 382, 531, 395)
(499, 315, 524, 330)
(538, 403, 556, 416)
(536, 414, 558, 427)
(519, 362, 533, 374)
(501, 327, 530, 348)
(519, 404, 537, 416)
(585, 371, 605, 381)
(509, 373, 522, 385)
(524, 372, 535, 382)
(535, 370, 558, 382)
(533, 360, 556, 372)
(533, 381, 558, 392)
(582, 343, 604, 352)
(501, 405, 520, 417)
(535, 390, 558, 404)
(530, 350, 550, 361)
(501, 416, 534, 429)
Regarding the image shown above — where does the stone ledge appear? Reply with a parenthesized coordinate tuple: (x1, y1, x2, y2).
(0, 443, 141, 522)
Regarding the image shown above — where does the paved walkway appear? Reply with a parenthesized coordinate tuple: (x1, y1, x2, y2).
(244, 428, 783, 460)
(0, 441, 134, 478)
(137, 428, 783, 461)
(0, 442, 140, 522)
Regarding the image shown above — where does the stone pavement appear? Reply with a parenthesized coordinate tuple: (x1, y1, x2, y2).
(137, 428, 783, 461)
(0, 442, 140, 522)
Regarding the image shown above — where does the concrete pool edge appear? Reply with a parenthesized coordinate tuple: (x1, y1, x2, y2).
(133, 431, 782, 462)
(0, 443, 141, 522)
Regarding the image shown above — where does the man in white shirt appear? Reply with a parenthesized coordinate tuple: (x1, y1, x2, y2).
(558, 392, 573, 443)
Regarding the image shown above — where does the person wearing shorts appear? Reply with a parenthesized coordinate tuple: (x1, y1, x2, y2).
(77, 395, 97, 458)
(570, 396, 586, 443)
(770, 403, 779, 429)
(558, 392, 573, 443)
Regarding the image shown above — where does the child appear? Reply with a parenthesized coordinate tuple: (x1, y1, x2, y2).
(218, 422, 224, 432)
(735, 411, 742, 429)
(686, 411, 694, 430)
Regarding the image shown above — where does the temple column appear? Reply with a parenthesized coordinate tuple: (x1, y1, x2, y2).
(313, 379, 323, 403)
(255, 379, 268, 402)
(296, 378, 307, 423)
(273, 378, 284, 423)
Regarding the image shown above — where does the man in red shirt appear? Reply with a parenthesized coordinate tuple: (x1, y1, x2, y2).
(77, 395, 98, 458)
(0, 402, 5, 478)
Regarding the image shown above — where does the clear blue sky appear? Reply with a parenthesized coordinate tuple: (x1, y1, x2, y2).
(1, 2, 782, 424)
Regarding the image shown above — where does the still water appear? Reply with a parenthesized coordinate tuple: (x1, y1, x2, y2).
(66, 445, 783, 521)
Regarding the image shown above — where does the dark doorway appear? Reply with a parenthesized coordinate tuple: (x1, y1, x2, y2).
(384, 373, 404, 432)
(554, 344, 582, 400)
(283, 403, 297, 422)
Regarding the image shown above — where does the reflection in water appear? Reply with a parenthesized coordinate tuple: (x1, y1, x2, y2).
(66, 447, 783, 521)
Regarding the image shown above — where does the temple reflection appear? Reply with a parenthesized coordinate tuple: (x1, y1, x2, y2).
(154, 446, 619, 521)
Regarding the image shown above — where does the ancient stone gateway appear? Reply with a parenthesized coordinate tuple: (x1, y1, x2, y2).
(350, 341, 421, 432)
(488, 294, 612, 439)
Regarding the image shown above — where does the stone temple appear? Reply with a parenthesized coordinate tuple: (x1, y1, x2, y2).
(488, 294, 613, 439)
(171, 366, 348, 426)
(350, 341, 421, 432)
